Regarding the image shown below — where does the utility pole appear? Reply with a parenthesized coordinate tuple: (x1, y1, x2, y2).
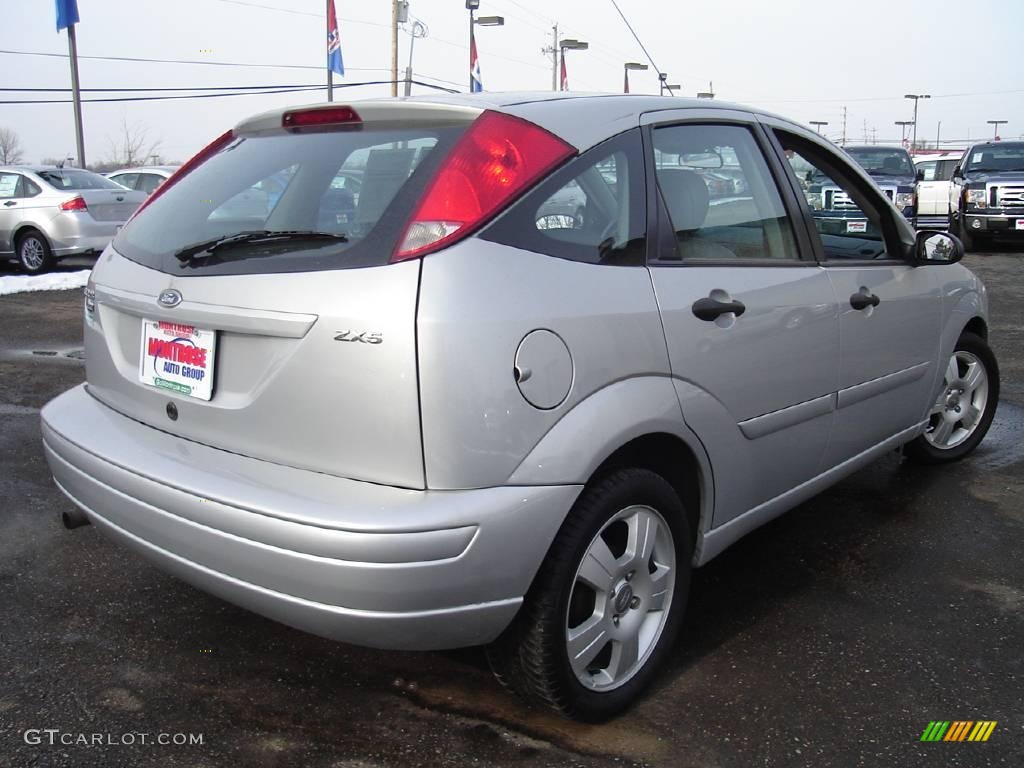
(391, 1, 401, 96)
(841, 106, 847, 147)
(810, 120, 828, 134)
(545, 24, 558, 91)
(871, 126, 877, 145)
(863, 119, 868, 144)
(936, 121, 941, 150)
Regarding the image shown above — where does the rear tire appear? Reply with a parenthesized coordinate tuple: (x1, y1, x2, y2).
(486, 468, 693, 721)
(905, 332, 999, 465)
(17, 230, 53, 274)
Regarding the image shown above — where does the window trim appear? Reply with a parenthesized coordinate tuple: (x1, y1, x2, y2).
(762, 124, 912, 267)
(642, 119, 813, 268)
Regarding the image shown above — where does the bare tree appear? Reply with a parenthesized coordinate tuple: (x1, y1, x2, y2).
(0, 127, 24, 165)
(105, 118, 162, 168)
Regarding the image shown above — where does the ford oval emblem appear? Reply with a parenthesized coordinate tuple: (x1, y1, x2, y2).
(158, 289, 182, 308)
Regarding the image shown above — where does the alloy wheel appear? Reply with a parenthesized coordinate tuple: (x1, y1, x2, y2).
(20, 237, 46, 271)
(565, 504, 675, 692)
(924, 350, 989, 450)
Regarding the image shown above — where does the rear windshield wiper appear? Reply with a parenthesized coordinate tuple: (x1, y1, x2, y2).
(174, 230, 348, 263)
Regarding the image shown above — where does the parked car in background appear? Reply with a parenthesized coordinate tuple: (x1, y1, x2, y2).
(107, 166, 180, 196)
(950, 141, 1024, 250)
(914, 151, 964, 229)
(0, 166, 146, 273)
(42, 94, 998, 721)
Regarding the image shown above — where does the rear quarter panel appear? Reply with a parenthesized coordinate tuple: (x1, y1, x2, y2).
(417, 239, 673, 490)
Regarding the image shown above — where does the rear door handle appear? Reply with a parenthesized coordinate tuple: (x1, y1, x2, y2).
(3, 201, 16, 207)
(691, 296, 746, 321)
(849, 292, 880, 310)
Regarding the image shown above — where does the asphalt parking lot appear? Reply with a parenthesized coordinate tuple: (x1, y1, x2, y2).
(1, 251, 1022, 768)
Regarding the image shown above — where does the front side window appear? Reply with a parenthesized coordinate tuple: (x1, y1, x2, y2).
(776, 130, 890, 261)
(652, 123, 797, 261)
(136, 173, 164, 194)
(936, 160, 959, 181)
(481, 129, 645, 265)
(917, 161, 937, 182)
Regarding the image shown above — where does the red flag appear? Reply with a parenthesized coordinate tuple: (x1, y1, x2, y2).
(470, 29, 482, 92)
(560, 54, 568, 91)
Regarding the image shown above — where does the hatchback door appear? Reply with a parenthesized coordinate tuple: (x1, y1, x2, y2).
(86, 103, 481, 490)
(643, 116, 840, 528)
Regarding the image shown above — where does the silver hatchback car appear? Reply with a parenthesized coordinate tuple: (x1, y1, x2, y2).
(0, 166, 146, 273)
(41, 94, 999, 721)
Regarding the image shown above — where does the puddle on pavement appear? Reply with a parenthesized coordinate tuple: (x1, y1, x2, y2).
(969, 401, 1024, 471)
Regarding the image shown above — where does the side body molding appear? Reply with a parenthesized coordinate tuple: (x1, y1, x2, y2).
(506, 376, 715, 560)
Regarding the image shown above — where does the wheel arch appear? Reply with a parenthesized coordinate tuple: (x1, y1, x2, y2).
(13, 223, 50, 249)
(506, 376, 714, 561)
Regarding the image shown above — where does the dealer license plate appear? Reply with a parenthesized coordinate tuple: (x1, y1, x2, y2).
(139, 319, 216, 400)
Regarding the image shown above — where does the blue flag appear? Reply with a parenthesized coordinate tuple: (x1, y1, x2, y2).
(327, 0, 344, 77)
(55, 0, 79, 32)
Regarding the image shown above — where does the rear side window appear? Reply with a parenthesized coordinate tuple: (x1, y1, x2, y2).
(136, 173, 164, 194)
(110, 173, 139, 190)
(652, 124, 798, 261)
(480, 129, 646, 266)
(114, 125, 466, 275)
(36, 169, 123, 190)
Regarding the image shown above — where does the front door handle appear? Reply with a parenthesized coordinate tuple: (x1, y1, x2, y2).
(692, 296, 746, 321)
(2, 201, 16, 207)
(849, 291, 880, 310)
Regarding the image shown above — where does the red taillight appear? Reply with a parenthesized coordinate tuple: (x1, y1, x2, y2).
(283, 106, 361, 131)
(126, 129, 235, 223)
(59, 196, 87, 212)
(393, 110, 575, 261)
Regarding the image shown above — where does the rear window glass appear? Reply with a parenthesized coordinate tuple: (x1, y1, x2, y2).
(37, 169, 124, 190)
(113, 125, 466, 275)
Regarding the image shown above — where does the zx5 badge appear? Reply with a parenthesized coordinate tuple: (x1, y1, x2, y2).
(334, 330, 383, 345)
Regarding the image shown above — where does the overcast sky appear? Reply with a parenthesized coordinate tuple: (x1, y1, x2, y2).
(3, 0, 1023, 166)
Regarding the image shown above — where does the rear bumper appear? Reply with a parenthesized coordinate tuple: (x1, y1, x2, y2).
(41, 385, 581, 650)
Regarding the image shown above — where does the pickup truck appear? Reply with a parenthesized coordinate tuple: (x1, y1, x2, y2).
(804, 146, 919, 232)
(914, 151, 964, 230)
(950, 141, 1024, 250)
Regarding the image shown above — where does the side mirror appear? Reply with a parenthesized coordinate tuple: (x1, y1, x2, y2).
(916, 169, 925, 182)
(914, 230, 963, 265)
(952, 166, 963, 180)
(805, 170, 813, 184)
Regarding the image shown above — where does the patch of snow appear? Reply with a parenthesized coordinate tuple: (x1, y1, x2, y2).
(0, 270, 92, 297)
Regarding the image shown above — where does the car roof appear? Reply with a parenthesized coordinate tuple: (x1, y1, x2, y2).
(0, 165, 97, 174)
(108, 166, 179, 175)
(235, 92, 804, 153)
(845, 145, 908, 152)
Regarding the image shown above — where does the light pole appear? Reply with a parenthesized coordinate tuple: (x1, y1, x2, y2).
(623, 62, 647, 94)
(895, 120, 914, 146)
(657, 72, 678, 96)
(696, 81, 715, 99)
(403, 19, 427, 97)
(558, 38, 587, 91)
(810, 120, 828, 134)
(904, 93, 930, 152)
(466, 1, 503, 92)
(987, 120, 1008, 140)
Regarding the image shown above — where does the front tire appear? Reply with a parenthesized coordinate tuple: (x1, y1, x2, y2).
(905, 332, 999, 464)
(486, 468, 693, 721)
(17, 230, 54, 274)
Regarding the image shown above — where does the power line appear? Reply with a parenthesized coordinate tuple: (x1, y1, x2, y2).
(0, 80, 458, 105)
(606, 0, 668, 92)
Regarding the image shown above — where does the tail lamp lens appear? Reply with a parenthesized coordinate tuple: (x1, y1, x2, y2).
(393, 110, 575, 261)
(59, 196, 87, 212)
